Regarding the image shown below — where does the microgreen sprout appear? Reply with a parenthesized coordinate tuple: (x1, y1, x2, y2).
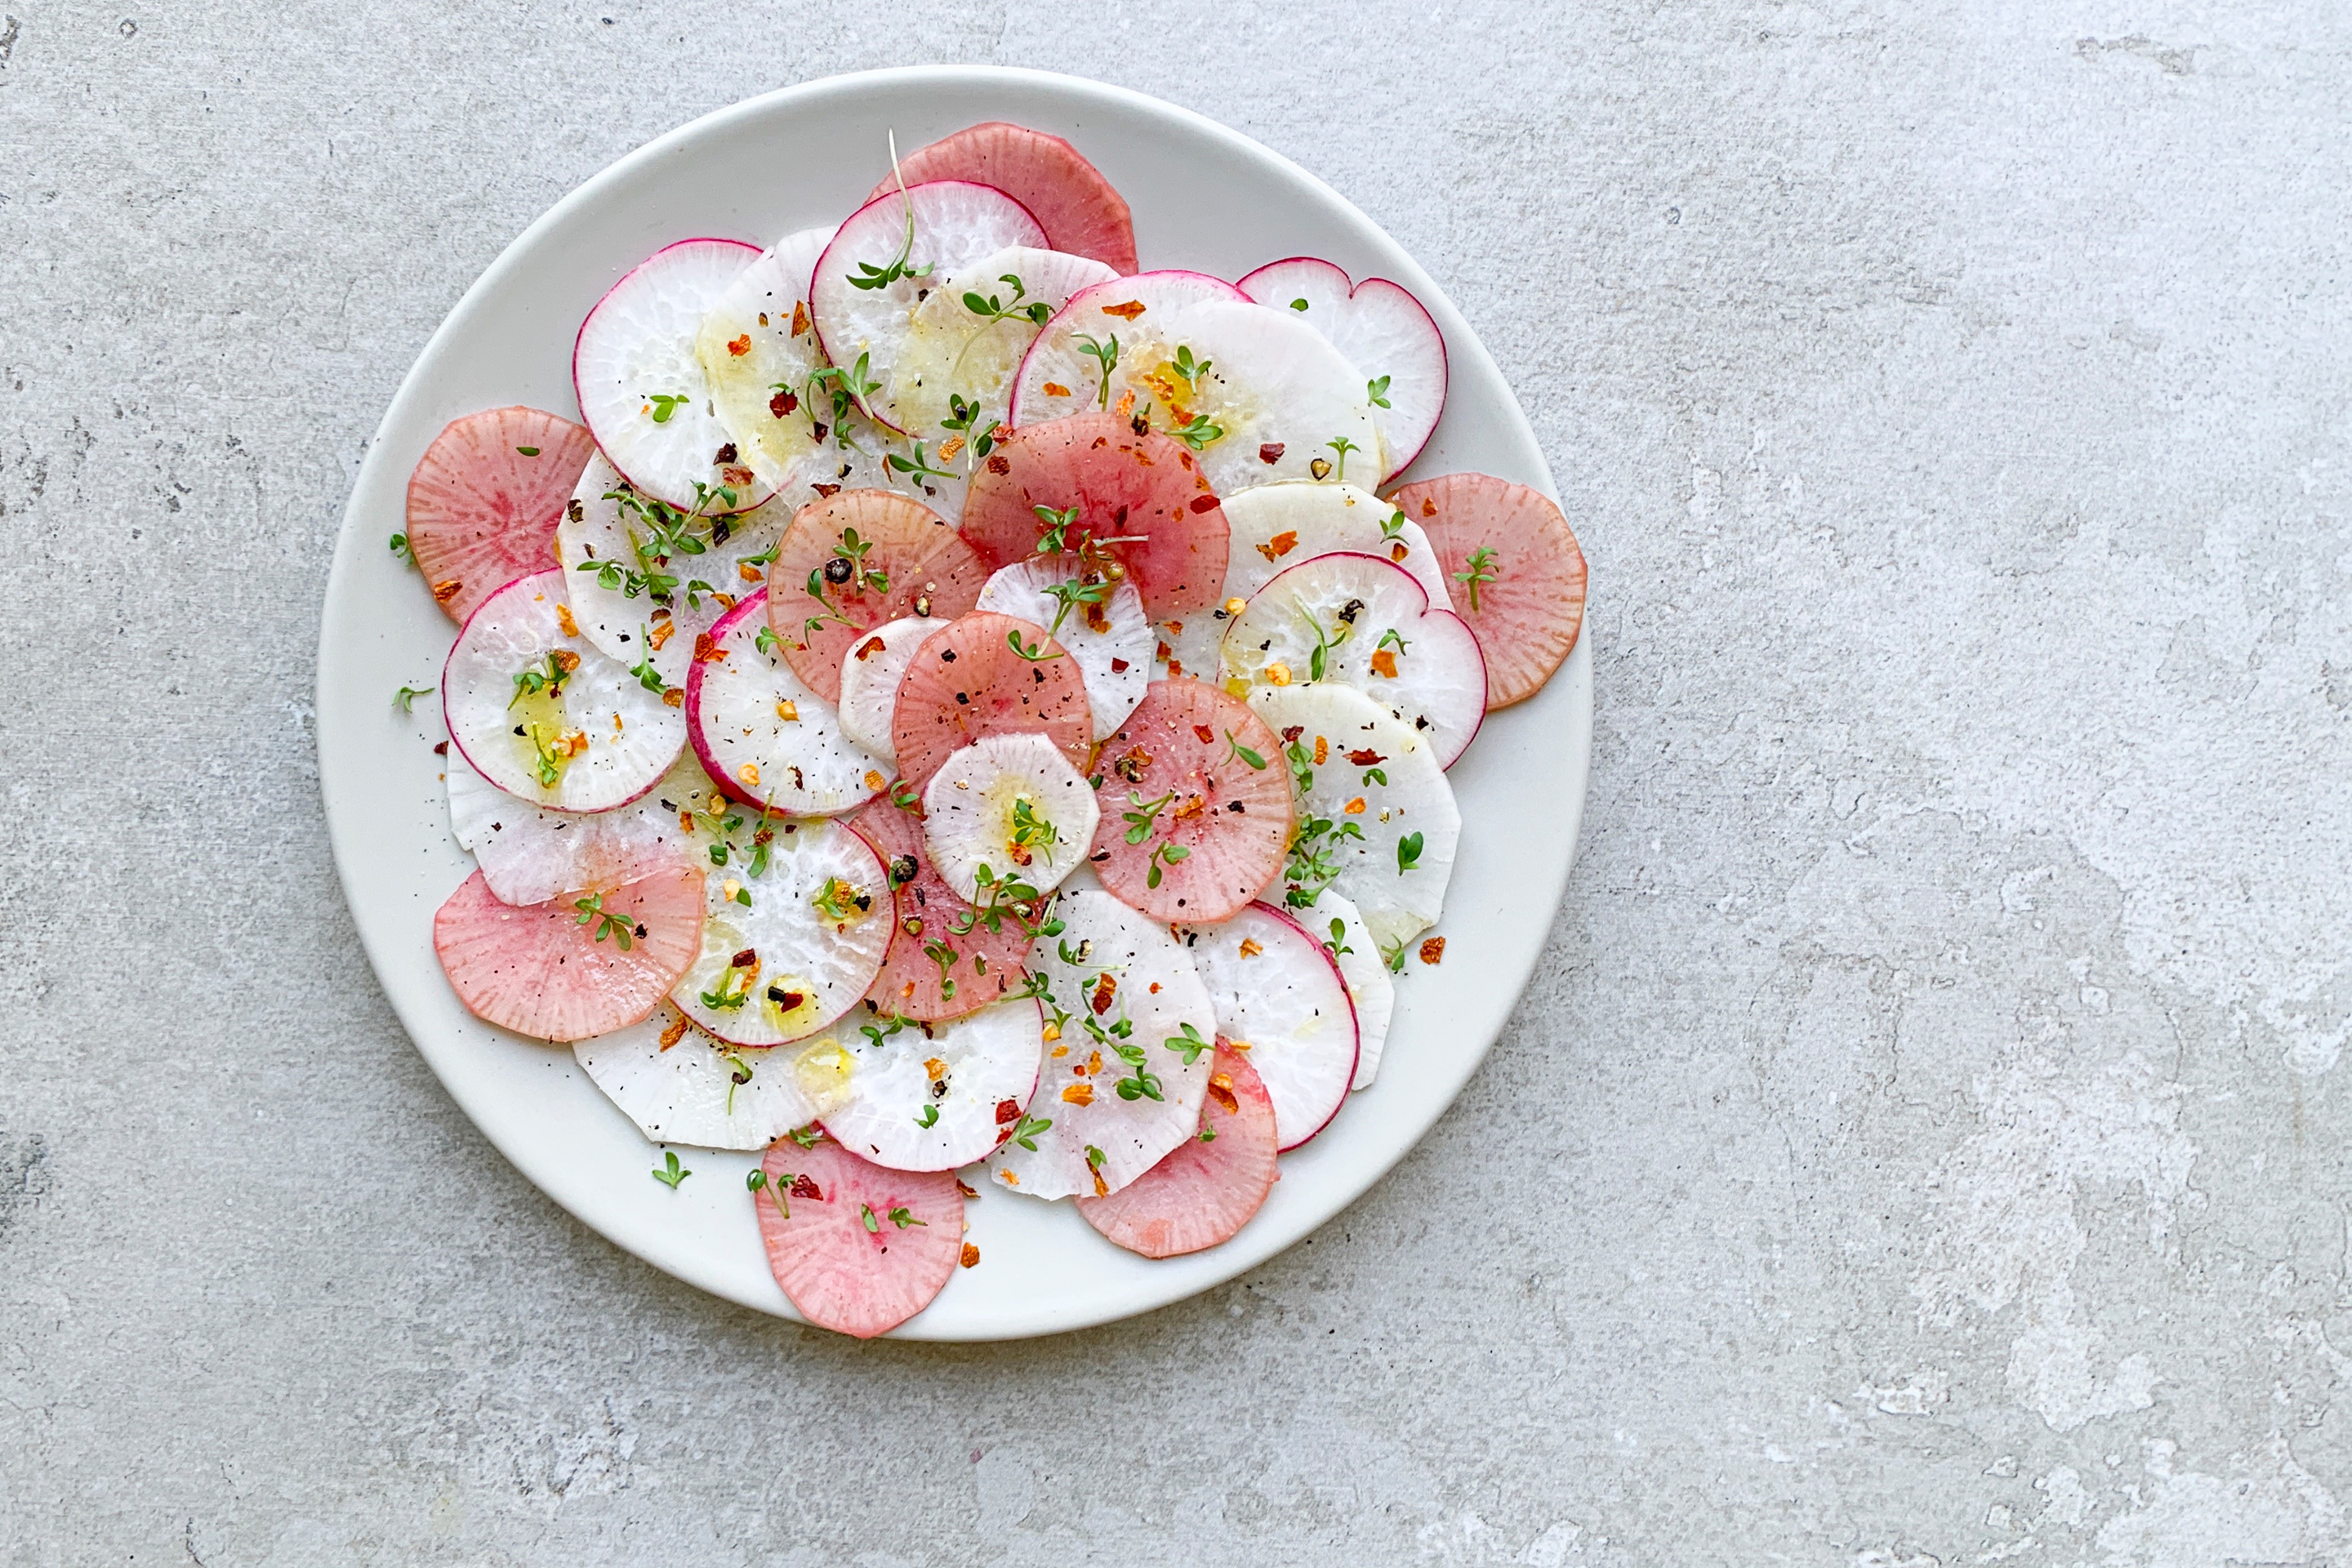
(1110, 1040, 1163, 1102)
(962, 273, 1052, 326)
(510, 649, 577, 708)
(1075, 332, 1119, 408)
(1396, 831, 1424, 873)
(1325, 917, 1353, 956)
(1010, 1113, 1052, 1152)
(652, 1150, 689, 1188)
(389, 532, 414, 564)
(1223, 729, 1267, 769)
(1365, 375, 1392, 409)
(393, 684, 433, 713)
(887, 1205, 927, 1228)
(644, 394, 691, 424)
(1169, 344, 1211, 390)
(573, 893, 637, 951)
(1169, 412, 1224, 452)
(1325, 435, 1361, 482)
(1454, 546, 1499, 612)
(1165, 1021, 1211, 1066)
(915, 1103, 940, 1129)
(1032, 503, 1080, 555)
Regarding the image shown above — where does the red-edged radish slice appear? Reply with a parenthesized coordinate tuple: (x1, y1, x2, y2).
(1221, 550, 1486, 768)
(1237, 259, 1448, 482)
(883, 245, 1117, 442)
(1248, 685, 1459, 951)
(694, 224, 837, 493)
(443, 569, 686, 811)
(985, 888, 1216, 1200)
(405, 407, 596, 623)
(1177, 902, 1356, 1149)
(765, 488, 986, 703)
(845, 791, 1031, 1020)
(920, 731, 1101, 902)
(1386, 473, 1589, 709)
(958, 413, 1230, 617)
(835, 616, 937, 768)
(574, 1004, 842, 1151)
(821, 1000, 1045, 1171)
(753, 1134, 963, 1339)
(1010, 274, 1383, 495)
(1088, 679, 1291, 923)
(1077, 1042, 1276, 1257)
(974, 556, 1152, 737)
(670, 816, 890, 1047)
(433, 864, 704, 1042)
(573, 238, 773, 513)
(889, 612, 1093, 790)
(875, 122, 1138, 274)
(447, 747, 704, 906)
(1309, 890, 1393, 1090)
(1218, 479, 1452, 609)
(686, 590, 882, 817)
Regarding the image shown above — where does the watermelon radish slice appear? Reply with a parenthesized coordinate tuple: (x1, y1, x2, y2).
(920, 730, 1101, 902)
(1236, 259, 1448, 482)
(446, 747, 704, 906)
(985, 888, 1216, 1200)
(442, 569, 686, 811)
(1248, 684, 1460, 951)
(835, 615, 937, 768)
(765, 488, 987, 703)
(1177, 902, 1356, 1149)
(845, 791, 1031, 1021)
(753, 1134, 964, 1339)
(1218, 479, 1453, 610)
(685, 590, 883, 817)
(883, 245, 1117, 442)
(975, 556, 1152, 737)
(433, 864, 704, 1042)
(1386, 473, 1590, 709)
(1088, 678, 1292, 924)
(958, 413, 1231, 618)
(1310, 889, 1394, 1090)
(1221, 550, 1486, 768)
(821, 999, 1045, 1171)
(874, 122, 1138, 274)
(1077, 1042, 1277, 1258)
(670, 815, 890, 1047)
(1009, 274, 1383, 496)
(573, 238, 773, 513)
(889, 611, 1094, 790)
(574, 1005, 843, 1151)
(404, 406, 596, 623)
(693, 224, 837, 493)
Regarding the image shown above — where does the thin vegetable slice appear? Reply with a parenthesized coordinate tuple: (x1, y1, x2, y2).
(835, 615, 938, 768)
(1218, 479, 1452, 609)
(883, 244, 1117, 443)
(404, 406, 596, 623)
(921, 731, 1101, 903)
(874, 122, 1139, 274)
(821, 1000, 1045, 1171)
(693, 224, 837, 493)
(888, 611, 1093, 790)
(432, 864, 704, 1042)
(1385, 473, 1589, 709)
(446, 747, 704, 906)
(686, 590, 882, 817)
(974, 555, 1152, 738)
(1088, 678, 1291, 924)
(574, 1005, 843, 1152)
(1236, 258, 1448, 482)
(753, 1134, 963, 1339)
(844, 790, 1032, 1021)
(1310, 889, 1393, 1090)
(1077, 1043, 1276, 1258)
(1177, 902, 1356, 1149)
(764, 488, 986, 703)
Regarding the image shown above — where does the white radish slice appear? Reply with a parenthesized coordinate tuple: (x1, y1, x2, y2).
(985, 888, 1216, 1200)
(810, 182, 1047, 433)
(1009, 274, 1383, 496)
(835, 616, 937, 768)
(442, 568, 686, 811)
(1152, 608, 1229, 684)
(884, 245, 1117, 441)
(1218, 480, 1452, 609)
(447, 747, 705, 906)
(1177, 902, 1356, 1150)
(1247, 684, 1460, 952)
(974, 557, 1152, 738)
(686, 591, 884, 817)
(573, 238, 773, 513)
(669, 816, 890, 1047)
(920, 731, 1101, 902)
(574, 1005, 843, 1151)
(1308, 889, 1393, 1090)
(1236, 258, 1448, 482)
(693, 224, 837, 493)
(1221, 550, 1486, 768)
(821, 1000, 1045, 1171)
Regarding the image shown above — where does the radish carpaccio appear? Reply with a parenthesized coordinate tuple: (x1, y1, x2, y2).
(390, 119, 1588, 1335)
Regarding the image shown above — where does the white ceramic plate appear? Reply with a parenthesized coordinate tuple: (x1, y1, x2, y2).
(318, 65, 1592, 1340)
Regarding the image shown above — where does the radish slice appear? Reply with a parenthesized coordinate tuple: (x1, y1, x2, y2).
(1221, 550, 1486, 768)
(574, 1005, 843, 1152)
(1309, 890, 1393, 1090)
(573, 238, 773, 513)
(446, 748, 704, 906)
(1176, 902, 1356, 1149)
(1152, 607, 1234, 684)
(1248, 684, 1460, 951)
(889, 612, 1094, 790)
(433, 865, 704, 1042)
(920, 731, 1101, 902)
(1237, 259, 1448, 482)
(1218, 479, 1452, 609)
(1386, 473, 1590, 710)
(753, 1134, 963, 1339)
(669, 816, 890, 1047)
(835, 616, 936, 768)
(1009, 274, 1383, 496)
(765, 489, 987, 704)
(985, 888, 1217, 1200)
(686, 590, 883, 817)
(821, 1000, 1045, 1171)
(875, 122, 1138, 274)
(405, 407, 597, 623)
(974, 556, 1152, 737)
(845, 791, 1031, 1021)
(883, 246, 1117, 443)
(1088, 678, 1291, 924)
(442, 569, 686, 811)
(1077, 1043, 1276, 1258)
(958, 413, 1230, 617)
(693, 224, 837, 493)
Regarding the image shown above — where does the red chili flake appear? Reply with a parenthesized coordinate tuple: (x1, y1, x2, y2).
(790, 1174, 822, 1200)
(692, 632, 727, 663)
(1348, 748, 1386, 766)
(715, 443, 738, 464)
(960, 1242, 981, 1268)
(790, 301, 810, 336)
(721, 464, 755, 488)
(768, 389, 800, 418)
(1188, 492, 1219, 514)
(1109, 657, 1130, 673)
(811, 483, 841, 498)
(854, 635, 886, 661)
(432, 740, 448, 755)
(1419, 936, 1446, 965)
(431, 577, 463, 604)
(1192, 724, 1215, 744)
(956, 1178, 979, 1199)
(1420, 498, 1437, 517)
(1258, 443, 1285, 465)
(995, 1098, 1021, 1125)
(726, 333, 751, 357)
(730, 948, 757, 968)
(1089, 972, 1117, 1015)
(987, 453, 1011, 475)
(1099, 300, 1147, 320)
(1281, 725, 1303, 743)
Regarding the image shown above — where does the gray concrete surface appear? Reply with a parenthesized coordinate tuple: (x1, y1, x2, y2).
(3, 1, 2349, 1561)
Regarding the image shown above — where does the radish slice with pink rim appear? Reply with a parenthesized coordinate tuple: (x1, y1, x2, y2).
(574, 1005, 842, 1152)
(446, 747, 706, 906)
(752, 1134, 964, 1339)
(845, 791, 1031, 1020)
(920, 731, 1101, 902)
(1078, 1042, 1278, 1258)
(432, 864, 705, 1043)
(835, 615, 937, 768)
(874, 122, 1138, 274)
(883, 245, 1117, 442)
(1217, 479, 1453, 610)
(974, 555, 1152, 737)
(1386, 472, 1589, 710)
(693, 224, 837, 493)
(765, 488, 987, 704)
(1088, 677, 1292, 924)
(1177, 902, 1357, 1150)
(821, 999, 1045, 1171)
(1309, 889, 1393, 1090)
(405, 406, 596, 624)
(889, 611, 1094, 791)
(1237, 258, 1448, 482)
(685, 590, 883, 817)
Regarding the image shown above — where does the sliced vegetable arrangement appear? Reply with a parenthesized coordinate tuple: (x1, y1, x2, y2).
(399, 121, 1587, 1337)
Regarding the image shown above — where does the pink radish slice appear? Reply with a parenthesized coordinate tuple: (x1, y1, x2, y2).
(765, 489, 987, 704)
(975, 556, 1152, 737)
(958, 413, 1231, 617)
(821, 999, 1045, 1171)
(405, 406, 597, 624)
(845, 792, 1031, 1021)
(686, 590, 883, 816)
(442, 569, 686, 811)
(573, 238, 773, 513)
(447, 747, 706, 906)
(574, 1005, 840, 1152)
(1311, 890, 1393, 1090)
(920, 731, 1101, 902)
(1237, 258, 1448, 482)
(753, 1134, 964, 1339)
(889, 612, 1094, 790)
(1217, 479, 1453, 610)
(1177, 902, 1356, 1149)
(835, 615, 937, 768)
(433, 865, 704, 1042)
(1078, 1043, 1277, 1258)
(875, 122, 1138, 274)
(1386, 474, 1589, 710)
(1088, 678, 1292, 924)
(883, 245, 1118, 441)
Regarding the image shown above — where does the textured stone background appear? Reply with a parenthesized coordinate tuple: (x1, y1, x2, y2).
(4, 1, 2349, 1562)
